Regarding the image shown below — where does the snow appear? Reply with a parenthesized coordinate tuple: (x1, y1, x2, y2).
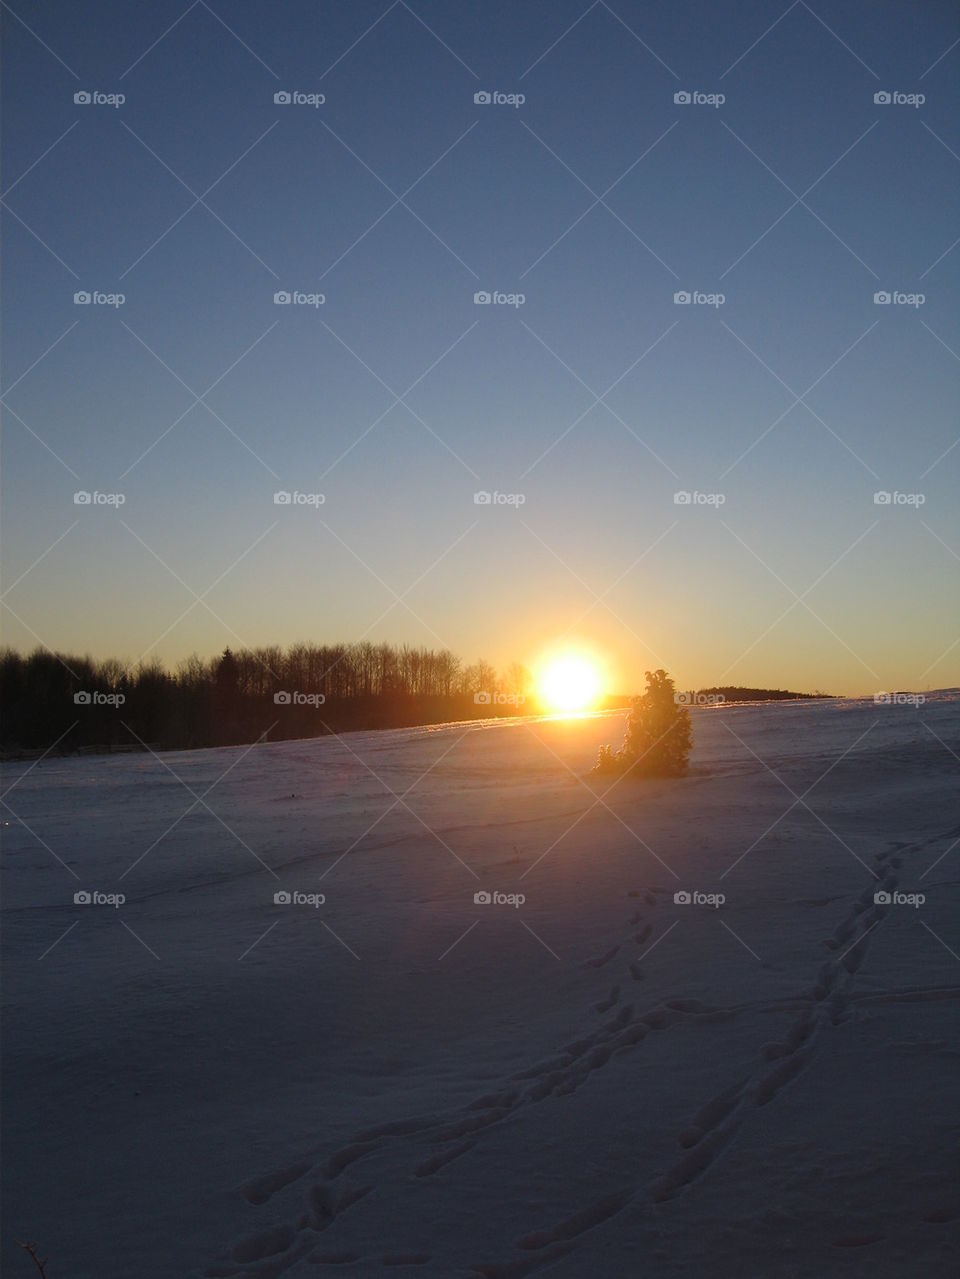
(3, 696, 959, 1277)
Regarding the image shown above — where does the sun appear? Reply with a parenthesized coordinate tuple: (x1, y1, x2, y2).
(539, 655, 602, 714)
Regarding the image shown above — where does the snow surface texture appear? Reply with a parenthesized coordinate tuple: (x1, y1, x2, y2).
(3, 696, 959, 1278)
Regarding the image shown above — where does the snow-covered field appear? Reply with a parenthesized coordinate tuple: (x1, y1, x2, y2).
(3, 696, 959, 1278)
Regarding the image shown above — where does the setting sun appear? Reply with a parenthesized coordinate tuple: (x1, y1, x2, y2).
(538, 655, 602, 714)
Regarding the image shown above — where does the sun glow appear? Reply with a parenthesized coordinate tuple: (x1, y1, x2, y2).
(538, 654, 603, 714)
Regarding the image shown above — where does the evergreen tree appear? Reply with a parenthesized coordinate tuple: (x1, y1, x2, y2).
(594, 669, 692, 777)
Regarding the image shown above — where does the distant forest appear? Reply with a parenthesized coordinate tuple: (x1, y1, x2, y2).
(697, 686, 832, 702)
(0, 643, 545, 757)
(0, 645, 830, 759)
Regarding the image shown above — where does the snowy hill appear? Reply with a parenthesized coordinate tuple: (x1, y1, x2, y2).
(3, 697, 959, 1277)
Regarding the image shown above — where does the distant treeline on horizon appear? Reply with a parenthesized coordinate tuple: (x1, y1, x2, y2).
(0, 644, 828, 759)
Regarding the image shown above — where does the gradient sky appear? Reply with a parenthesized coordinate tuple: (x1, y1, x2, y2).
(2, 0, 959, 695)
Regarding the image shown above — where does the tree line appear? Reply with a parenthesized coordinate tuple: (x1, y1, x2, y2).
(0, 643, 537, 757)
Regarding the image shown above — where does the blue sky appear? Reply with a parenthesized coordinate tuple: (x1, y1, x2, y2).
(2, 0, 958, 693)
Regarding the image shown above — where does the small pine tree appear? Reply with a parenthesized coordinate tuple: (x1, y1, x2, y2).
(594, 669, 692, 777)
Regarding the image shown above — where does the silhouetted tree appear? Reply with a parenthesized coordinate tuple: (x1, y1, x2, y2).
(594, 669, 692, 777)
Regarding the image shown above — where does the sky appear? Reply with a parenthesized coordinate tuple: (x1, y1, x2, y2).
(2, 0, 959, 696)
